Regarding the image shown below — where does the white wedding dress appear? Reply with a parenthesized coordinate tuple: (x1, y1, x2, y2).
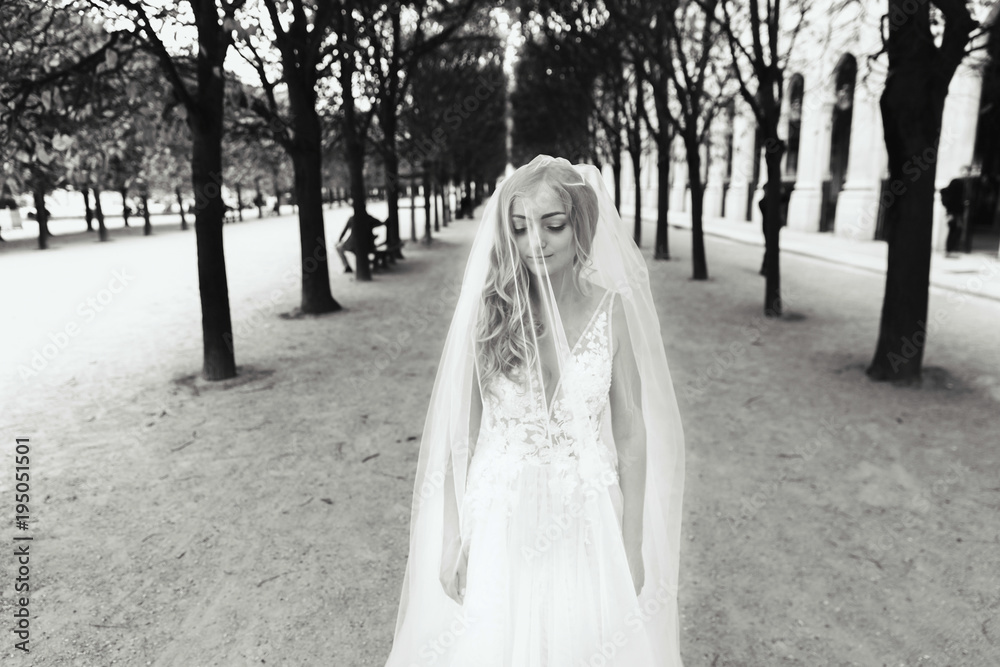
(383, 157, 684, 667)
(443, 289, 660, 666)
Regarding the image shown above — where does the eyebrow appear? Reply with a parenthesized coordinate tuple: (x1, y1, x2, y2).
(511, 211, 565, 220)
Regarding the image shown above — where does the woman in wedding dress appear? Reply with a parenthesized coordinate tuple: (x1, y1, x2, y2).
(383, 156, 685, 667)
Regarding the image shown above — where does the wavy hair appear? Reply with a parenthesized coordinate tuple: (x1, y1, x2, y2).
(476, 157, 600, 390)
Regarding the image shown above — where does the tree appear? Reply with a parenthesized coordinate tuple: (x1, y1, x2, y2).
(608, 2, 670, 254)
(0, 1, 125, 249)
(369, 1, 483, 262)
(865, 0, 979, 383)
(589, 28, 628, 212)
(713, 0, 810, 315)
(334, 2, 379, 280)
(233, 0, 341, 313)
(511, 26, 597, 164)
(401, 27, 506, 236)
(652, 0, 730, 278)
(98, 0, 247, 380)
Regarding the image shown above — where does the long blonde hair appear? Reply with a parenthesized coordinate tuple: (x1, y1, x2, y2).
(475, 159, 599, 390)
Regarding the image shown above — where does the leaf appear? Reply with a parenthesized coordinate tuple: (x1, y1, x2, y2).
(52, 134, 74, 151)
(105, 49, 118, 69)
(36, 144, 52, 165)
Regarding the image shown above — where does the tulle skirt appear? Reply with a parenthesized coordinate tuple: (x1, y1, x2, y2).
(442, 453, 661, 667)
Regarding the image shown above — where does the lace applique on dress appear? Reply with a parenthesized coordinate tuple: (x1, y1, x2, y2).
(463, 291, 619, 527)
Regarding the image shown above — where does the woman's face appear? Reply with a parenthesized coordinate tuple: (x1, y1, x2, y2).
(510, 185, 574, 277)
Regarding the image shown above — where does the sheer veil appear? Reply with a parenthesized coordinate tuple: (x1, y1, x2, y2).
(384, 155, 685, 666)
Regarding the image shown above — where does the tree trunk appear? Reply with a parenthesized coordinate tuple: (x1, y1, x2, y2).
(272, 167, 282, 216)
(865, 0, 972, 383)
(236, 183, 244, 221)
(383, 149, 404, 257)
(120, 186, 130, 227)
(280, 55, 343, 310)
(289, 147, 341, 311)
(685, 134, 708, 280)
(343, 127, 372, 281)
(762, 137, 785, 318)
(190, 118, 236, 379)
(141, 191, 152, 236)
(82, 187, 94, 231)
(410, 183, 418, 242)
(289, 141, 341, 313)
(176, 186, 187, 231)
(95, 186, 108, 242)
(338, 11, 372, 282)
(423, 169, 433, 244)
(380, 9, 405, 260)
(33, 185, 48, 250)
(442, 179, 450, 227)
(654, 145, 671, 260)
(433, 175, 440, 232)
(629, 147, 642, 246)
(255, 178, 264, 218)
(187, 23, 236, 380)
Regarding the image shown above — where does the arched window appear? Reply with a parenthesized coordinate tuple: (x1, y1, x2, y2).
(785, 74, 804, 179)
(821, 54, 857, 232)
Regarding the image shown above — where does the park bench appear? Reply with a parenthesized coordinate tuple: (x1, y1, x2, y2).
(370, 239, 406, 271)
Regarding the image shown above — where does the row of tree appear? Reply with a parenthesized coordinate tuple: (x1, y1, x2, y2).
(3, 0, 990, 385)
(510, 0, 987, 384)
(2, 0, 509, 380)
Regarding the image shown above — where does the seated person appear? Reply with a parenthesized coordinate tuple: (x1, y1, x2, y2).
(336, 211, 385, 273)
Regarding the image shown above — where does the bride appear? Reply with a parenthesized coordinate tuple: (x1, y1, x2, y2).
(383, 156, 685, 666)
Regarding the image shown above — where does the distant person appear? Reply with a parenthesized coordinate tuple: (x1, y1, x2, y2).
(336, 212, 384, 273)
(940, 177, 965, 256)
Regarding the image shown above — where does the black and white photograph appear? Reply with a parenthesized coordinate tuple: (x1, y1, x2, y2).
(1, 0, 999, 665)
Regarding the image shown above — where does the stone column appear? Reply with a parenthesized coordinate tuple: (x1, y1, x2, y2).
(670, 152, 688, 213)
(832, 90, 886, 241)
(787, 80, 833, 233)
(724, 111, 754, 222)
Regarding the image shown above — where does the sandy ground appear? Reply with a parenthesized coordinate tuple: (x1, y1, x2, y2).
(1, 203, 998, 666)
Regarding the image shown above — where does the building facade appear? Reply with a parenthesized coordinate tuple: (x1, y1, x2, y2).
(620, 3, 1000, 257)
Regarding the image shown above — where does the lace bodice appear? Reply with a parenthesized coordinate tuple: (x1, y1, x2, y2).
(465, 291, 620, 514)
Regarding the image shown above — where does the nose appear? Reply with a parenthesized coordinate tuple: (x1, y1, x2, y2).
(528, 225, 548, 251)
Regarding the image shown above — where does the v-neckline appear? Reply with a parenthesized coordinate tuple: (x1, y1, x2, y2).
(538, 289, 612, 416)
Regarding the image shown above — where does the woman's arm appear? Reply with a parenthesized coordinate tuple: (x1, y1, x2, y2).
(608, 295, 647, 594)
(439, 361, 483, 603)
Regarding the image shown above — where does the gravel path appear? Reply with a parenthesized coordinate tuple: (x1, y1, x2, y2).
(1, 206, 997, 666)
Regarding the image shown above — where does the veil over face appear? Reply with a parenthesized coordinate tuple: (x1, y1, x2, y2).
(384, 155, 685, 666)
